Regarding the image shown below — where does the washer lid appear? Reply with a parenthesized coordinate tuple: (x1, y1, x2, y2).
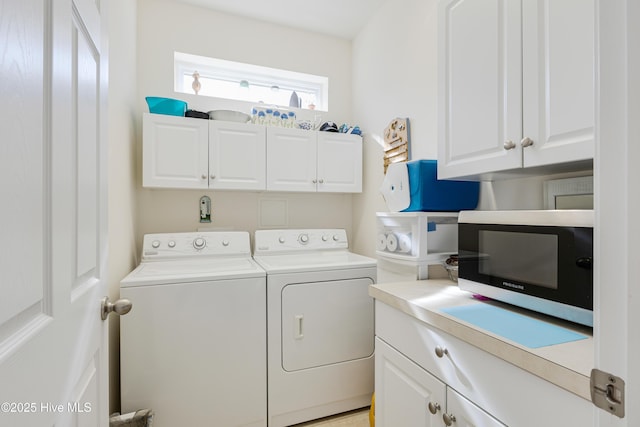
(121, 257, 265, 287)
(253, 250, 376, 274)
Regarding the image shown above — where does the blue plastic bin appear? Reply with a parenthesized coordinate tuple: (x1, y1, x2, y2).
(402, 160, 479, 212)
(145, 97, 187, 116)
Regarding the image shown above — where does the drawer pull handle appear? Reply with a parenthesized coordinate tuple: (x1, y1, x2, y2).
(435, 346, 449, 358)
(443, 413, 457, 426)
(428, 402, 440, 414)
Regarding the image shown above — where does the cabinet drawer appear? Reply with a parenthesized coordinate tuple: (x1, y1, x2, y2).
(375, 301, 593, 427)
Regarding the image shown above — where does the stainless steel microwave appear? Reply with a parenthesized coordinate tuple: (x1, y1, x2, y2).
(458, 210, 593, 327)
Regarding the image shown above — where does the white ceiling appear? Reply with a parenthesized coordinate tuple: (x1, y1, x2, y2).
(173, 0, 386, 39)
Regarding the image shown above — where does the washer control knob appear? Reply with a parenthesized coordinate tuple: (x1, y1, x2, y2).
(222, 240, 230, 247)
(151, 240, 161, 249)
(322, 235, 329, 242)
(193, 237, 206, 249)
(333, 234, 340, 242)
(279, 236, 286, 244)
(299, 234, 309, 244)
(168, 241, 176, 248)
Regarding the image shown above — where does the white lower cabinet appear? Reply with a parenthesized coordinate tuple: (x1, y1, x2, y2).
(376, 338, 504, 427)
(375, 302, 594, 427)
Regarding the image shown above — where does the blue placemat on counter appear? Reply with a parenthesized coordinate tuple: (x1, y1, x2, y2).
(440, 304, 588, 348)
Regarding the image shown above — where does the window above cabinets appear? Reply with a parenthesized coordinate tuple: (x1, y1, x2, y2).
(174, 52, 329, 111)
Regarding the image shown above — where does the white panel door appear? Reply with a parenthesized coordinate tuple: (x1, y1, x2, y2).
(0, 0, 109, 426)
(522, 0, 595, 167)
(209, 121, 266, 190)
(143, 113, 209, 189)
(266, 127, 317, 192)
(316, 133, 362, 193)
(375, 338, 445, 427)
(438, 0, 522, 179)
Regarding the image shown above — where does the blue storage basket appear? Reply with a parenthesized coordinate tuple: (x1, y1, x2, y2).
(402, 160, 479, 212)
(145, 97, 187, 116)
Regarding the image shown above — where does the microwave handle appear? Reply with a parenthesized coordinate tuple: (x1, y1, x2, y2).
(576, 257, 592, 269)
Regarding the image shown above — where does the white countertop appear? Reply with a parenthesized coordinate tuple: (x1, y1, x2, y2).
(369, 279, 593, 401)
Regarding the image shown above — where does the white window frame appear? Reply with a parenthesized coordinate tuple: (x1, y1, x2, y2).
(174, 52, 329, 111)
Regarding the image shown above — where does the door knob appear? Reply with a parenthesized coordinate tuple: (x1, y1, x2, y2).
(101, 297, 132, 320)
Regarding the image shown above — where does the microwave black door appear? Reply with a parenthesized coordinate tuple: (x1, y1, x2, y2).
(458, 223, 593, 310)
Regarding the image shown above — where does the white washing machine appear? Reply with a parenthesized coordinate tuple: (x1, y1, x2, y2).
(120, 232, 266, 427)
(253, 229, 377, 427)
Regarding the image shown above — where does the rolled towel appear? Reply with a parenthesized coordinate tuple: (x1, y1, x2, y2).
(376, 234, 387, 251)
(397, 233, 412, 253)
(386, 233, 399, 252)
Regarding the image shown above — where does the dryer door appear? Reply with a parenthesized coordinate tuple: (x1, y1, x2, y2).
(281, 278, 374, 372)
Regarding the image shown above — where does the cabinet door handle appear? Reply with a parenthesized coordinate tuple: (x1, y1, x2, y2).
(201, 174, 207, 180)
(435, 346, 448, 358)
(210, 175, 216, 180)
(503, 140, 516, 150)
(312, 179, 317, 184)
(318, 178, 324, 184)
(428, 402, 441, 414)
(521, 137, 534, 148)
(443, 413, 457, 426)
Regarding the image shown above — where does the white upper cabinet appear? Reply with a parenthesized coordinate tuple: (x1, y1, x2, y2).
(438, 0, 594, 180)
(267, 127, 362, 193)
(143, 113, 209, 189)
(143, 114, 362, 193)
(317, 132, 363, 193)
(266, 127, 318, 192)
(209, 121, 266, 190)
(521, 0, 595, 168)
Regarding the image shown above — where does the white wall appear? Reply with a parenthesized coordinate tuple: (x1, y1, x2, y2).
(108, 0, 139, 413)
(350, 0, 592, 258)
(351, 0, 440, 257)
(136, 0, 358, 246)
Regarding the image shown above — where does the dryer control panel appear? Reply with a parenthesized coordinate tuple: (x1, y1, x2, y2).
(141, 232, 251, 260)
(254, 229, 348, 253)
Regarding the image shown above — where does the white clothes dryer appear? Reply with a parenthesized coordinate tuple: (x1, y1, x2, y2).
(120, 232, 266, 427)
(253, 229, 377, 427)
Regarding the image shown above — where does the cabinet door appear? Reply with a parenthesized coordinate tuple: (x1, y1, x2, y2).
(522, 0, 595, 167)
(317, 133, 362, 193)
(446, 388, 506, 427)
(266, 127, 317, 192)
(209, 121, 266, 190)
(143, 113, 208, 188)
(375, 338, 445, 427)
(438, 0, 523, 179)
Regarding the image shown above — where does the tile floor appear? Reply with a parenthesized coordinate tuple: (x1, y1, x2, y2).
(292, 408, 370, 427)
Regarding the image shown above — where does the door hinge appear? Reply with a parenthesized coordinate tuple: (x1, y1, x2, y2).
(590, 368, 625, 418)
